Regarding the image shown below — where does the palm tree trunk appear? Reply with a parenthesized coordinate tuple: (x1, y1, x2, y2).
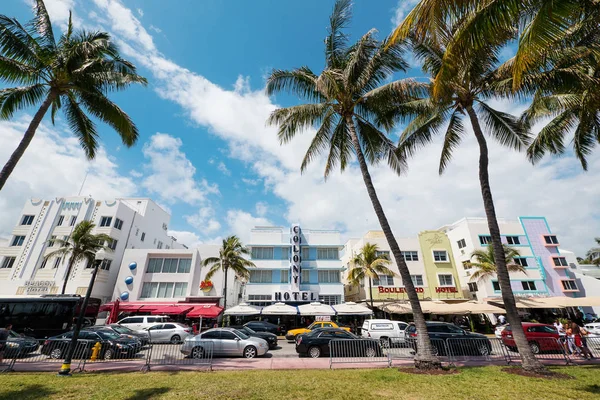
(222, 266, 228, 327)
(368, 277, 374, 309)
(61, 255, 77, 295)
(345, 115, 440, 369)
(0, 91, 56, 191)
(466, 106, 546, 372)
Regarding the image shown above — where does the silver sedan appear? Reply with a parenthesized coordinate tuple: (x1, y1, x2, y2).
(180, 328, 268, 359)
(143, 323, 193, 344)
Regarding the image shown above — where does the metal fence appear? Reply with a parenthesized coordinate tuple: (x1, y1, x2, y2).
(329, 339, 390, 369)
(144, 340, 213, 371)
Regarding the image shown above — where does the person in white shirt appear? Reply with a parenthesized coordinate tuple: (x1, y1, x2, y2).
(554, 320, 564, 334)
(497, 315, 507, 325)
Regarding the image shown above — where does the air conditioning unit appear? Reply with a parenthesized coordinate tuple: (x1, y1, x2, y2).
(460, 249, 465, 255)
(465, 270, 471, 276)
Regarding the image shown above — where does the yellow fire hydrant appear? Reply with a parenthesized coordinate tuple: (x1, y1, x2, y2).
(90, 342, 102, 361)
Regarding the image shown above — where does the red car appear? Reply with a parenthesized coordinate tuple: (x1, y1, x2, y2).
(501, 323, 562, 354)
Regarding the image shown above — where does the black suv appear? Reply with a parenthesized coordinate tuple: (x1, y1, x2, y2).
(231, 325, 278, 349)
(405, 322, 492, 356)
(244, 321, 280, 335)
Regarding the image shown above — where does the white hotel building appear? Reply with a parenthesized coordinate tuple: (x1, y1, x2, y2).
(244, 225, 345, 306)
(0, 197, 184, 303)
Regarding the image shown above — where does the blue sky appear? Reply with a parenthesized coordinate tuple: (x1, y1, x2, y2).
(1, 0, 599, 255)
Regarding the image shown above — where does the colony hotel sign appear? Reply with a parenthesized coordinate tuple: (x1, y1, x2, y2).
(273, 224, 318, 302)
(24, 280, 55, 294)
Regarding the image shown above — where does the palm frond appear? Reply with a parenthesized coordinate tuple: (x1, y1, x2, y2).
(300, 110, 336, 173)
(267, 103, 330, 145)
(264, 67, 323, 102)
(0, 84, 47, 119)
(477, 101, 530, 151)
(325, 0, 352, 69)
(63, 93, 98, 159)
(438, 108, 465, 174)
(526, 110, 574, 164)
(32, 0, 56, 49)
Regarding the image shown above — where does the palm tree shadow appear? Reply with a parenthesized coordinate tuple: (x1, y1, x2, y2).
(579, 384, 600, 395)
(0, 384, 55, 400)
(123, 387, 170, 400)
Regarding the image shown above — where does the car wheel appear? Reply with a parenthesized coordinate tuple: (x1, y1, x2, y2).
(365, 347, 377, 358)
(478, 344, 491, 356)
(170, 335, 181, 344)
(191, 346, 204, 359)
(379, 337, 389, 349)
(308, 346, 321, 358)
(50, 348, 62, 359)
(103, 349, 114, 360)
(529, 342, 540, 355)
(243, 346, 257, 359)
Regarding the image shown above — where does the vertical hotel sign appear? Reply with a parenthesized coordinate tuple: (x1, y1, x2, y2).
(291, 224, 301, 291)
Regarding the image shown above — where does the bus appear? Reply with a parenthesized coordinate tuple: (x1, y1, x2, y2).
(0, 295, 101, 338)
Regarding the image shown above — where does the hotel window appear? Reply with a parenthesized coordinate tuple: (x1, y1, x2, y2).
(248, 294, 271, 301)
(301, 247, 310, 260)
(249, 270, 273, 283)
(410, 275, 423, 286)
(107, 239, 118, 250)
(552, 257, 568, 267)
(319, 295, 341, 305)
(157, 241, 163, 249)
(157, 282, 174, 298)
(11, 236, 25, 246)
(280, 248, 289, 260)
(506, 236, 520, 245)
(251, 247, 274, 260)
(173, 282, 188, 298)
(21, 215, 35, 225)
(522, 281, 536, 291)
(318, 270, 340, 283)
(373, 274, 394, 286)
(462, 261, 472, 270)
(113, 218, 124, 230)
(140, 282, 177, 298)
(147, 258, 164, 273)
(39, 259, 48, 269)
(561, 280, 578, 291)
(53, 257, 62, 269)
(479, 235, 492, 245)
(543, 235, 559, 245)
(492, 281, 500, 291)
(375, 250, 390, 258)
(48, 235, 57, 247)
(301, 269, 310, 283)
(433, 250, 448, 262)
(57, 215, 65, 226)
(1, 257, 16, 269)
(457, 239, 466, 249)
(177, 259, 191, 273)
(468, 282, 478, 292)
(100, 259, 112, 271)
(161, 258, 179, 273)
(513, 257, 528, 267)
(141, 232, 145, 242)
(438, 274, 453, 286)
(317, 248, 339, 260)
(70, 216, 77, 226)
(99, 216, 112, 227)
(402, 251, 419, 261)
(280, 270, 289, 283)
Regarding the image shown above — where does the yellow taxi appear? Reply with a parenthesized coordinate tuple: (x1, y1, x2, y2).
(285, 321, 350, 341)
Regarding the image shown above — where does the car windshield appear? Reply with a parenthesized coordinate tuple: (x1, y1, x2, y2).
(242, 326, 256, 334)
(234, 330, 250, 340)
(8, 331, 21, 338)
(305, 329, 322, 336)
(111, 325, 134, 334)
(95, 331, 121, 340)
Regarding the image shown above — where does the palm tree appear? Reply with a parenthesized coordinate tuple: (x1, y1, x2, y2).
(467, 245, 526, 282)
(265, 0, 440, 369)
(44, 220, 112, 295)
(395, 15, 546, 372)
(203, 236, 256, 317)
(348, 243, 397, 309)
(0, 0, 146, 191)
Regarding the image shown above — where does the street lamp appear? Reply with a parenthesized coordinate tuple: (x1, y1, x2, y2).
(58, 257, 102, 376)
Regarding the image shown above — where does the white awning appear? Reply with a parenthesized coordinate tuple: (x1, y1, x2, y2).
(224, 302, 262, 316)
(384, 300, 505, 315)
(261, 302, 298, 315)
(485, 296, 600, 309)
(297, 302, 336, 316)
(332, 302, 373, 315)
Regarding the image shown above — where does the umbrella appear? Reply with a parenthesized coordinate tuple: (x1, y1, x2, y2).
(224, 302, 263, 316)
(261, 302, 298, 315)
(297, 302, 336, 316)
(332, 302, 373, 315)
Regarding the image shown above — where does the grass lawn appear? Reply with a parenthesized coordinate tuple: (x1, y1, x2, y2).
(0, 366, 599, 400)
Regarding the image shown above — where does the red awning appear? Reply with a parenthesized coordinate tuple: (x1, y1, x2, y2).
(98, 303, 113, 312)
(118, 304, 144, 312)
(138, 304, 166, 313)
(151, 305, 193, 315)
(186, 305, 223, 318)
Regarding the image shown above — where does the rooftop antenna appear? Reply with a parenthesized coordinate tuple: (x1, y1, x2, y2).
(77, 171, 89, 196)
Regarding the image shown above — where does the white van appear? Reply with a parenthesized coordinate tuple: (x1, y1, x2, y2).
(117, 315, 170, 331)
(361, 319, 409, 344)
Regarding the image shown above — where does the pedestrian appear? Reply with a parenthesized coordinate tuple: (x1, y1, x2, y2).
(565, 321, 579, 356)
(553, 319, 564, 334)
(497, 315, 507, 325)
(572, 323, 594, 360)
(0, 323, 12, 364)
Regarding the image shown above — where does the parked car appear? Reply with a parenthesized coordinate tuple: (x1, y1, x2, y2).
(286, 321, 351, 341)
(180, 328, 268, 359)
(41, 329, 142, 360)
(495, 325, 507, 339)
(501, 323, 562, 354)
(230, 325, 278, 349)
(144, 323, 193, 344)
(3, 330, 39, 358)
(295, 327, 382, 358)
(117, 315, 170, 331)
(406, 322, 492, 356)
(361, 319, 409, 345)
(244, 320, 280, 336)
(584, 323, 600, 337)
(88, 324, 150, 346)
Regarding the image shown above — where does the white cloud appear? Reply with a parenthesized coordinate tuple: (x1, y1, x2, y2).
(226, 210, 272, 243)
(149, 25, 162, 33)
(141, 133, 219, 205)
(129, 169, 143, 178)
(0, 117, 136, 238)
(136, 8, 143, 17)
(392, 0, 420, 26)
(168, 229, 222, 248)
(42, 0, 75, 25)
(255, 202, 268, 217)
(242, 178, 260, 186)
(217, 161, 231, 176)
(185, 207, 221, 234)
